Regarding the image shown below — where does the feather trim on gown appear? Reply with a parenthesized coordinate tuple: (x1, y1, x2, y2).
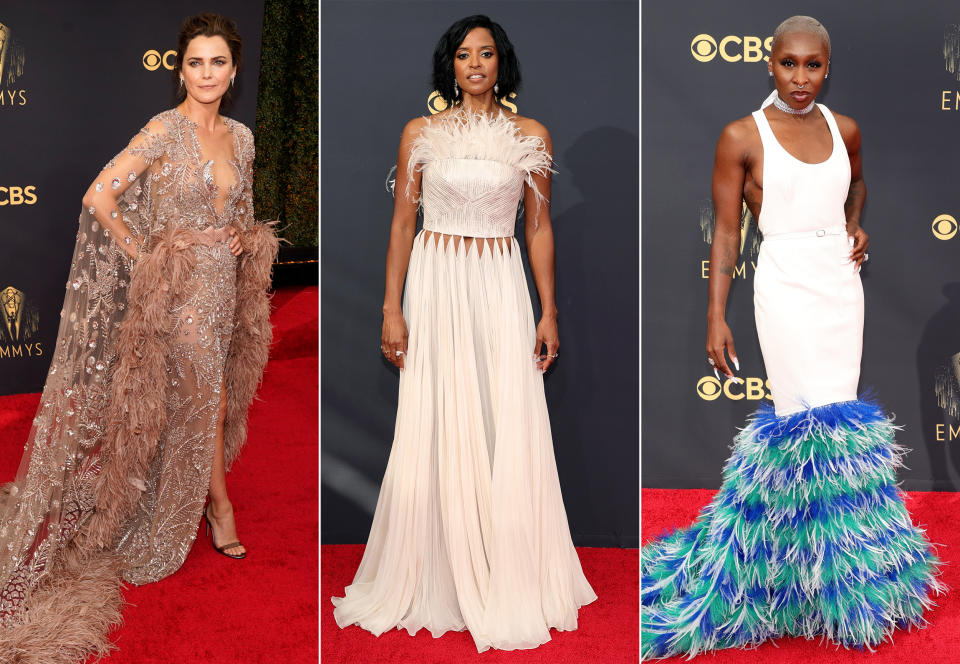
(333, 109, 595, 652)
(641, 399, 945, 660)
(0, 109, 277, 663)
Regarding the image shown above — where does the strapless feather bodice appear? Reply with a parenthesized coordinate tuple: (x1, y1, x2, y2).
(408, 110, 553, 238)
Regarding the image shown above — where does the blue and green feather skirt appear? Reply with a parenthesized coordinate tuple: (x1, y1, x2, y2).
(641, 399, 945, 659)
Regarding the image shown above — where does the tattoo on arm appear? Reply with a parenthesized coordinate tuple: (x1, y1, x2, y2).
(844, 179, 864, 214)
(717, 244, 735, 277)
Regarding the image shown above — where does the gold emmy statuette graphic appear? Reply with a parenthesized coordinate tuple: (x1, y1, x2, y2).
(1, 286, 39, 343)
(699, 200, 760, 255)
(946, 24, 960, 82)
(0, 22, 10, 83)
(935, 352, 960, 421)
(0, 21, 24, 90)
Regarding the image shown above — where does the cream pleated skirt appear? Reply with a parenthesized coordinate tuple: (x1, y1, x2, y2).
(332, 230, 597, 652)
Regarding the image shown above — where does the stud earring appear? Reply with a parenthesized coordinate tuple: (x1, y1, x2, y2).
(768, 71, 773, 77)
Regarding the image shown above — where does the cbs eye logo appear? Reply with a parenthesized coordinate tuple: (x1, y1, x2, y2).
(697, 375, 772, 401)
(142, 49, 177, 71)
(690, 34, 773, 63)
(932, 214, 957, 241)
(690, 34, 719, 62)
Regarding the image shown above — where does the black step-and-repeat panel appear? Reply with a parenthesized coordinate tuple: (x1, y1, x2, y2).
(642, 1, 960, 491)
(0, 2, 263, 395)
(321, 1, 639, 547)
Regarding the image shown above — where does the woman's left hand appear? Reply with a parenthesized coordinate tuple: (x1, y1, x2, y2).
(228, 227, 244, 256)
(534, 315, 559, 374)
(848, 225, 869, 271)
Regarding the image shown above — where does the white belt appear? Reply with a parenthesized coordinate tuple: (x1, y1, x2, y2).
(762, 225, 846, 241)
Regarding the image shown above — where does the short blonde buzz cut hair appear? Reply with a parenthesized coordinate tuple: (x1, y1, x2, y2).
(772, 15, 831, 57)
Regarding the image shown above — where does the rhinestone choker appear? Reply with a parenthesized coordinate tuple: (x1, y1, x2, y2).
(772, 95, 815, 115)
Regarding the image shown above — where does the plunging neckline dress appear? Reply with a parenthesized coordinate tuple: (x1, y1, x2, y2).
(0, 108, 278, 663)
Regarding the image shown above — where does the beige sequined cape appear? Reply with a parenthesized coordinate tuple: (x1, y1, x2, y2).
(0, 108, 278, 663)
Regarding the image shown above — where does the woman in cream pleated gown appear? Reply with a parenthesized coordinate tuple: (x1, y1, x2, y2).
(331, 14, 597, 652)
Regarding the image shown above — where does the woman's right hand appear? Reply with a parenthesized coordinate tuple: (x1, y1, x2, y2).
(706, 318, 739, 380)
(381, 311, 409, 370)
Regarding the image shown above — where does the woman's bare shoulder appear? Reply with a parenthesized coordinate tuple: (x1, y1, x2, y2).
(828, 109, 862, 151)
(712, 115, 761, 168)
(400, 114, 431, 137)
(507, 112, 550, 141)
(718, 114, 760, 146)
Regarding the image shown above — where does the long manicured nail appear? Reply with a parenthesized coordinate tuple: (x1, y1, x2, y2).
(713, 368, 720, 380)
(733, 357, 740, 372)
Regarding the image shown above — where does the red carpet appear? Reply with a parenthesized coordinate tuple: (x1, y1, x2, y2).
(321, 544, 638, 663)
(0, 285, 318, 663)
(642, 488, 960, 663)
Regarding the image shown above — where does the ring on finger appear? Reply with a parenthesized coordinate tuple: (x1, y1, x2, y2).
(395, 350, 405, 357)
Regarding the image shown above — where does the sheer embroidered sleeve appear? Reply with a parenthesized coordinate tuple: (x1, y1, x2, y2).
(81, 118, 167, 258)
(233, 122, 256, 234)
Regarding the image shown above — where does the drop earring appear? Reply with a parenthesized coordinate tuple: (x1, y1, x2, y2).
(230, 75, 235, 87)
(768, 71, 773, 77)
(494, 83, 499, 94)
(179, 76, 185, 87)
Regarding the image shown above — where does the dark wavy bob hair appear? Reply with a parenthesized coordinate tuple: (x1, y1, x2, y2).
(432, 15, 521, 106)
(173, 13, 243, 108)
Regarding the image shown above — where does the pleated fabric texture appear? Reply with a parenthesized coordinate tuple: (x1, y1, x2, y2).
(641, 399, 945, 660)
(332, 231, 597, 652)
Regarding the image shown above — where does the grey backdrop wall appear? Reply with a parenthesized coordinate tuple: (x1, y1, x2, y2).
(642, 1, 960, 491)
(321, 0, 639, 547)
(0, 2, 263, 395)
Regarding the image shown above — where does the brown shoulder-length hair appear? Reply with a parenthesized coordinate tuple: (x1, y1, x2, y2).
(173, 13, 243, 108)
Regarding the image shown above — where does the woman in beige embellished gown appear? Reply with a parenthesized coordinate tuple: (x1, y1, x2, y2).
(0, 14, 277, 663)
(332, 15, 596, 652)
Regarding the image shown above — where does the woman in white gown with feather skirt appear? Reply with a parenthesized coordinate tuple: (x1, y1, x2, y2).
(331, 15, 596, 652)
